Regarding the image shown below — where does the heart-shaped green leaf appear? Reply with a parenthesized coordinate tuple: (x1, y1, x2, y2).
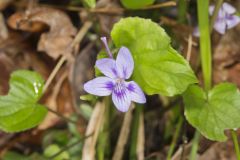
(111, 17, 198, 96)
(120, 0, 155, 9)
(183, 83, 240, 141)
(0, 70, 47, 132)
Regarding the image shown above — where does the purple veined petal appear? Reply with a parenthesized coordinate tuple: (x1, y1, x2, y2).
(214, 19, 227, 34)
(112, 81, 131, 112)
(96, 58, 119, 78)
(222, 2, 236, 14)
(84, 77, 115, 96)
(226, 15, 240, 29)
(101, 37, 113, 58)
(126, 81, 146, 104)
(116, 47, 134, 79)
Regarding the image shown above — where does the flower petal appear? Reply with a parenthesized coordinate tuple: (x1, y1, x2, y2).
(214, 19, 227, 34)
(96, 58, 118, 78)
(84, 77, 115, 96)
(101, 37, 113, 58)
(126, 81, 146, 103)
(226, 15, 240, 29)
(112, 82, 131, 112)
(116, 47, 134, 79)
(209, 5, 215, 15)
(222, 2, 236, 14)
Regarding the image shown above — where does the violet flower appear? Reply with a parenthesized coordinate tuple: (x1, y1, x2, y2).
(84, 37, 146, 112)
(210, 2, 240, 34)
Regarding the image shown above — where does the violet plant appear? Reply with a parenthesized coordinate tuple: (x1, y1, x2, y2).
(84, 37, 146, 112)
(1, 1, 240, 159)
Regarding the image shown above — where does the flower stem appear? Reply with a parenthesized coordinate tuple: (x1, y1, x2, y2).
(189, 131, 201, 160)
(189, 0, 212, 158)
(231, 130, 240, 160)
(167, 116, 183, 160)
(210, 0, 224, 33)
(197, 0, 212, 91)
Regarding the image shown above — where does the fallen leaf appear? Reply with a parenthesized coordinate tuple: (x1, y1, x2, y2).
(8, 7, 77, 59)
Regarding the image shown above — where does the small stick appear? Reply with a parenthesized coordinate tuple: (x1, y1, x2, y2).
(112, 104, 134, 160)
(43, 21, 92, 93)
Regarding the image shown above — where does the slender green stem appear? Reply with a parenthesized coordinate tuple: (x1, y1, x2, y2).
(167, 116, 183, 160)
(177, 0, 188, 23)
(197, 0, 212, 91)
(129, 105, 143, 160)
(210, 0, 223, 33)
(231, 130, 240, 160)
(189, 0, 212, 159)
(189, 131, 201, 160)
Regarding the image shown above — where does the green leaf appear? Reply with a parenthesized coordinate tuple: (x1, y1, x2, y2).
(3, 152, 31, 160)
(83, 0, 96, 8)
(183, 83, 240, 141)
(120, 0, 155, 9)
(0, 70, 47, 132)
(111, 17, 197, 96)
(44, 144, 69, 160)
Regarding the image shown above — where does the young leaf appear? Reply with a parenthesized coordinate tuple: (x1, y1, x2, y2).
(183, 83, 240, 141)
(111, 17, 197, 96)
(0, 70, 47, 132)
(120, 0, 155, 9)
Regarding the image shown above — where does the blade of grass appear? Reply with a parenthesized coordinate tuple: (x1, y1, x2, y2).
(167, 116, 183, 160)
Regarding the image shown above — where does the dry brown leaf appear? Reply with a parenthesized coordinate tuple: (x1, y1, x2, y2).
(8, 7, 77, 59)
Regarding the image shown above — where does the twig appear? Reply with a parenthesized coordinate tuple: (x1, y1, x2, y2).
(186, 34, 193, 62)
(43, 21, 92, 93)
(36, 1, 176, 15)
(136, 111, 145, 160)
(140, 1, 176, 10)
(112, 104, 134, 160)
(82, 102, 106, 160)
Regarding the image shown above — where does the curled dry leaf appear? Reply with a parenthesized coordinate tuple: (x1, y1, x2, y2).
(8, 7, 77, 59)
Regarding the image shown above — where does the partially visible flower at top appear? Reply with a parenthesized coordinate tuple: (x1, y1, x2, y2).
(83, 37, 146, 112)
(193, 2, 240, 36)
(210, 2, 240, 34)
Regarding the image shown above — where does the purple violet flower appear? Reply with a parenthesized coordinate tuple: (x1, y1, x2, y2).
(210, 2, 240, 34)
(83, 37, 146, 112)
(193, 2, 240, 36)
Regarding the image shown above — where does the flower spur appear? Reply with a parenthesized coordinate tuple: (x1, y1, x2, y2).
(84, 37, 146, 112)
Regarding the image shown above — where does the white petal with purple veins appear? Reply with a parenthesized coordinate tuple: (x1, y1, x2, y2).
(112, 81, 131, 112)
(126, 81, 146, 103)
(96, 58, 118, 78)
(116, 47, 134, 79)
(222, 2, 236, 14)
(226, 15, 240, 29)
(84, 77, 115, 96)
(214, 19, 227, 34)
